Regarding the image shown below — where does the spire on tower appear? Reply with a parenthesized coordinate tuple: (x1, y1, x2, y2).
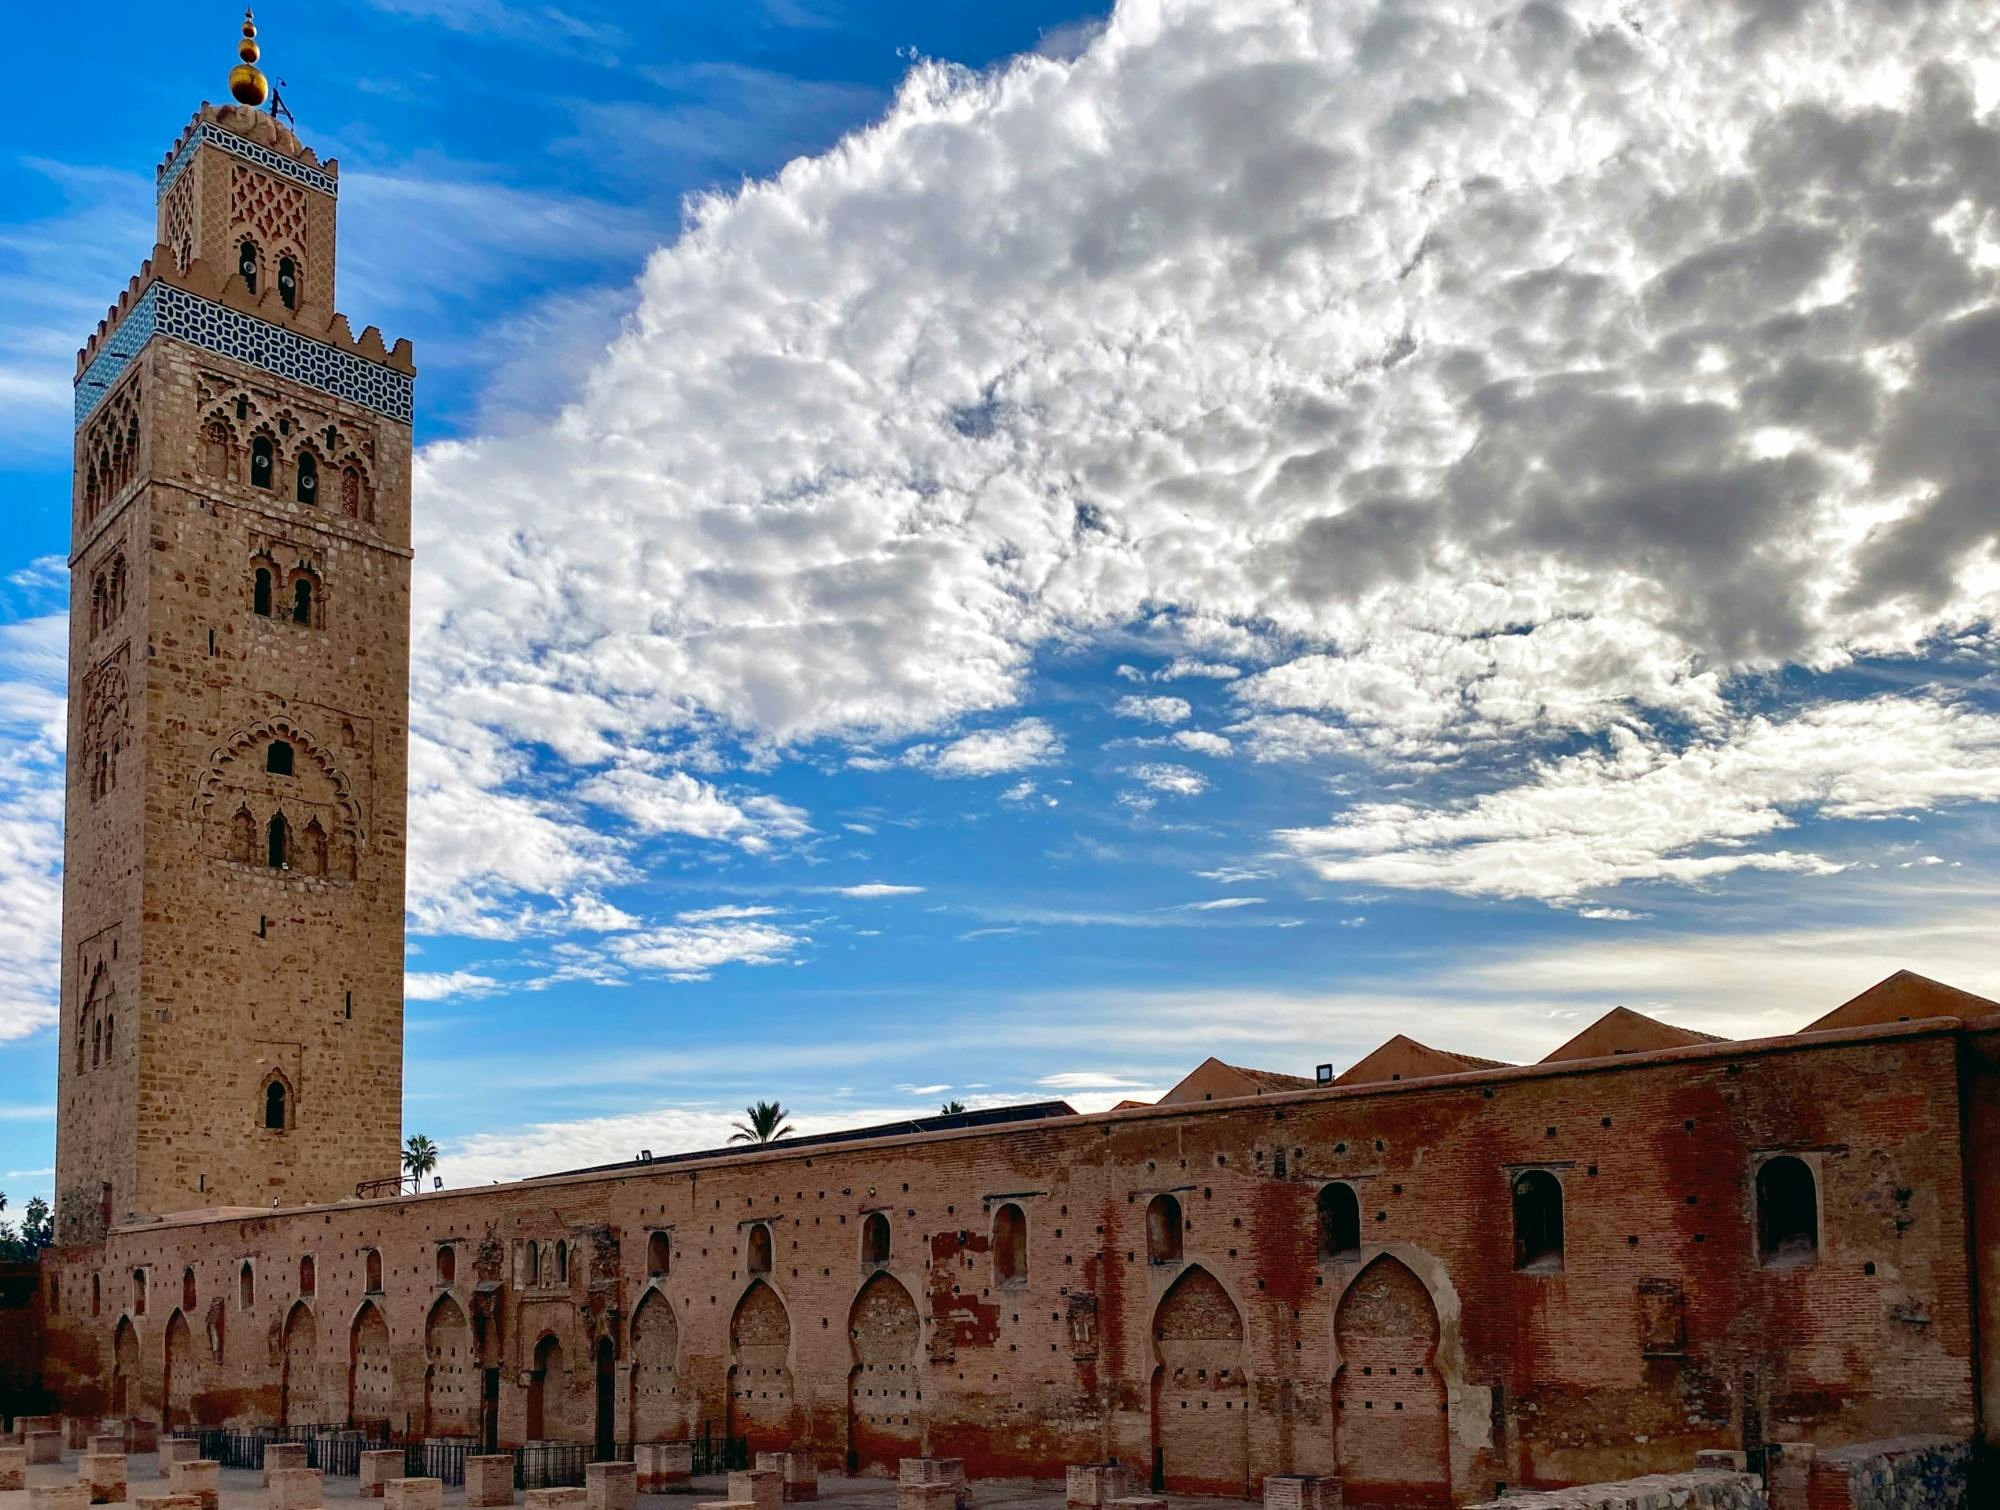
(229, 9, 269, 108)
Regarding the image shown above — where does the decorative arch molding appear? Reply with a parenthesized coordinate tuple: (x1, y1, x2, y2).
(195, 716, 365, 848)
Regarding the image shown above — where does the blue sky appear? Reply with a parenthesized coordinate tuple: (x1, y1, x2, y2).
(5, 0, 2000, 1202)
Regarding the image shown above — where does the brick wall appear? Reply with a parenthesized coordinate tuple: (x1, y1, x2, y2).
(1463, 1467, 1767, 1510)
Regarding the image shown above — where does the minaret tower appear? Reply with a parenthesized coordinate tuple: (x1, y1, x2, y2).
(56, 13, 414, 1238)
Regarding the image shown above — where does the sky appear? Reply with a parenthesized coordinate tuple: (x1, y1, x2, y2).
(4, 0, 2000, 1208)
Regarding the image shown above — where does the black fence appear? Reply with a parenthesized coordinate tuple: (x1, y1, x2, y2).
(689, 1425, 750, 1476)
(405, 1441, 474, 1487)
(516, 1444, 588, 1489)
(172, 1426, 386, 1478)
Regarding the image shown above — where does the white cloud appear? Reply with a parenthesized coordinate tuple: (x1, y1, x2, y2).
(405, 971, 504, 1002)
(577, 762, 810, 852)
(1277, 696, 2000, 903)
(675, 904, 783, 922)
(1113, 694, 1192, 725)
(900, 718, 1064, 777)
(1129, 762, 1208, 798)
(833, 883, 926, 898)
(0, 615, 69, 1043)
(1172, 896, 1264, 911)
(1195, 866, 1270, 884)
(1170, 729, 1233, 757)
(606, 919, 802, 981)
(1157, 659, 1241, 682)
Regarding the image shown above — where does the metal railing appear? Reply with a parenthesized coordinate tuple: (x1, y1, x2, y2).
(689, 1425, 750, 1476)
(171, 1426, 385, 1478)
(516, 1443, 588, 1489)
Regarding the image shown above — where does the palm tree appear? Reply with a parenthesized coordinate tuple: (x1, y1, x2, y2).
(940, 1100, 967, 1115)
(402, 1134, 440, 1190)
(729, 1101, 795, 1144)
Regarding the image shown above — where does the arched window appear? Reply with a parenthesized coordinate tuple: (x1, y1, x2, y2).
(1318, 1183, 1361, 1260)
(292, 576, 313, 625)
(555, 1240, 569, 1284)
(202, 420, 231, 480)
(342, 465, 366, 520)
(524, 1241, 539, 1287)
(302, 818, 328, 878)
(231, 805, 257, 864)
(861, 1211, 890, 1265)
(267, 813, 289, 869)
(299, 1255, 315, 1297)
(253, 566, 273, 617)
(92, 1019, 102, 1068)
(1512, 1170, 1564, 1272)
(182, 1267, 197, 1313)
(90, 575, 107, 637)
(365, 1250, 383, 1293)
(239, 1261, 255, 1310)
(993, 1203, 1028, 1285)
(104, 1012, 114, 1059)
(266, 740, 294, 776)
(92, 1273, 101, 1317)
(436, 1245, 456, 1286)
(1146, 1193, 1184, 1265)
(238, 239, 259, 293)
(264, 1078, 288, 1131)
(747, 1224, 772, 1276)
(295, 449, 317, 504)
(647, 1231, 669, 1278)
(278, 255, 298, 310)
(1757, 1156, 1818, 1267)
(133, 1270, 146, 1316)
(250, 434, 274, 490)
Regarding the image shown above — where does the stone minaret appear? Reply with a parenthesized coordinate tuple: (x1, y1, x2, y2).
(56, 19, 414, 1238)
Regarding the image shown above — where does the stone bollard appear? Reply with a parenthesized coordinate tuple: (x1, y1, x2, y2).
(586, 1462, 636, 1510)
(156, 1441, 199, 1480)
(124, 1424, 158, 1457)
(359, 1450, 406, 1500)
(754, 1453, 817, 1504)
(263, 1442, 309, 1485)
(1262, 1476, 1341, 1510)
(694, 1503, 754, 1510)
(27, 1431, 66, 1466)
(634, 1444, 692, 1494)
(67, 1420, 93, 1451)
(897, 1489, 955, 1510)
(524, 1491, 588, 1510)
(900, 1458, 966, 1509)
(465, 1456, 517, 1508)
(90, 1435, 129, 1459)
(16, 1416, 59, 1443)
(131, 1499, 200, 1510)
(80, 1453, 129, 1504)
(1, 1447, 28, 1492)
(269, 1469, 325, 1510)
(385, 1478, 445, 1510)
(166, 1461, 218, 1510)
(31, 1487, 91, 1510)
(1108, 1501, 1167, 1510)
(728, 1470, 783, 1510)
(1066, 1466, 1132, 1510)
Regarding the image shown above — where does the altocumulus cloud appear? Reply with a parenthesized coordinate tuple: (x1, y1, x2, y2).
(405, 0, 2000, 932)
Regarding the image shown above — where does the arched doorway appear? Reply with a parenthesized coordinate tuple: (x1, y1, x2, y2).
(1334, 1256, 1450, 1507)
(629, 1289, 681, 1445)
(425, 1296, 476, 1438)
(727, 1280, 795, 1454)
(1150, 1265, 1247, 1495)
(348, 1301, 393, 1429)
(846, 1271, 920, 1474)
(163, 1309, 196, 1430)
(111, 1317, 138, 1417)
(594, 1338, 617, 1461)
(527, 1334, 565, 1441)
(281, 1302, 320, 1426)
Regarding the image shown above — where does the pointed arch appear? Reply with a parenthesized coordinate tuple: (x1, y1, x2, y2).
(846, 1271, 919, 1475)
(424, 1293, 476, 1438)
(111, 1315, 139, 1418)
(348, 1299, 393, 1428)
(1150, 1264, 1246, 1496)
(280, 1300, 319, 1427)
(163, 1307, 197, 1430)
(1333, 1255, 1449, 1507)
(196, 717, 367, 853)
(727, 1279, 795, 1455)
(527, 1332, 567, 1442)
(260, 1068, 294, 1132)
(629, 1287, 682, 1446)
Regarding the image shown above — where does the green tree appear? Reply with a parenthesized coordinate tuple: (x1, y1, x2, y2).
(940, 1100, 967, 1115)
(402, 1134, 440, 1190)
(729, 1101, 795, 1144)
(19, 1198, 51, 1252)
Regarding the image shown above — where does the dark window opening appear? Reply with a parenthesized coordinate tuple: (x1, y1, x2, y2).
(647, 1231, 670, 1278)
(555, 1240, 569, 1284)
(1512, 1170, 1564, 1272)
(437, 1246, 456, 1287)
(264, 1079, 287, 1131)
(278, 256, 298, 310)
(1757, 1156, 1818, 1268)
(133, 1270, 146, 1316)
(239, 240, 258, 293)
(182, 1268, 197, 1313)
(267, 813, 288, 869)
(251, 435, 274, 489)
(253, 567, 273, 617)
(1319, 1183, 1361, 1259)
(295, 449, 317, 503)
(240, 1262, 255, 1310)
(266, 740, 294, 776)
(862, 1211, 891, 1265)
(299, 1256, 315, 1297)
(747, 1224, 772, 1276)
(292, 577, 313, 625)
(993, 1203, 1028, 1285)
(365, 1249, 383, 1293)
(1147, 1193, 1184, 1265)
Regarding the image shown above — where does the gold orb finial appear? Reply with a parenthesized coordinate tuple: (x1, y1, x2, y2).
(230, 9, 269, 106)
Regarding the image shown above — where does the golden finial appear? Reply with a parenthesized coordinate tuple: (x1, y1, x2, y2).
(229, 10, 270, 107)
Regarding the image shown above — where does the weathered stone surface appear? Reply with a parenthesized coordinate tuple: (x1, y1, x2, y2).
(0, 1448, 27, 1492)
(754, 1452, 817, 1503)
(268, 1467, 323, 1510)
(359, 1450, 404, 1499)
(154, 1442, 197, 1480)
(728, 1468, 783, 1510)
(1066, 1466, 1133, 1510)
(633, 1444, 690, 1493)
(32, 1487, 92, 1510)
(27, 1431, 65, 1466)
(384, 1478, 444, 1510)
(465, 1456, 516, 1508)
(80, 1452, 128, 1504)
(585, 1461, 635, 1510)
(524, 1491, 587, 1510)
(164, 1461, 217, 1510)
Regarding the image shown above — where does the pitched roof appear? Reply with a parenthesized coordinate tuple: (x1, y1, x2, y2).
(1540, 1005, 1724, 1064)
(1159, 1056, 1316, 1105)
(1333, 1034, 1510, 1087)
(1225, 1062, 1319, 1092)
(1800, 970, 2000, 1034)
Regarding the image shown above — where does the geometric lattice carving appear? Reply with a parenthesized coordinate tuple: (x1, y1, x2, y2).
(161, 173, 197, 274)
(158, 121, 339, 201)
(195, 716, 365, 880)
(231, 164, 309, 257)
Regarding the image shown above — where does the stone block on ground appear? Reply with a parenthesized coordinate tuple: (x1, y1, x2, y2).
(898, 1485, 958, 1510)
(464, 1455, 516, 1508)
(31, 1487, 91, 1510)
(1262, 1475, 1341, 1510)
(131, 1499, 199, 1510)
(694, 1503, 754, 1510)
(263, 1442, 308, 1483)
(384, 1477, 444, 1510)
(268, 1468, 324, 1510)
(1108, 1500, 1167, 1510)
(727, 1469, 783, 1510)
(15, 1417, 59, 1443)
(66, 1419, 92, 1450)
(89, 1435, 129, 1459)
(754, 1452, 817, 1503)
(123, 1424, 157, 1457)
(1, 1447, 27, 1492)
(80, 1452, 129, 1504)
(156, 1441, 198, 1479)
(1066, 1466, 1133, 1510)
(359, 1450, 405, 1498)
(633, 1444, 691, 1494)
(585, 1462, 636, 1510)
(27, 1430, 66, 1466)
(523, 1490, 587, 1510)
(165, 1461, 217, 1510)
